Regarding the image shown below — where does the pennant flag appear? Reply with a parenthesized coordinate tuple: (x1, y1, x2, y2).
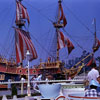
(93, 38, 100, 52)
(57, 30, 74, 54)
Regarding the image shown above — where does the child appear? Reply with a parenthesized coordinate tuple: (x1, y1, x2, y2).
(85, 80, 100, 97)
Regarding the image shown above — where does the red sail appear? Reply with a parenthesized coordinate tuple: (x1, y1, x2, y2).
(16, 1, 30, 24)
(58, 30, 74, 54)
(93, 38, 100, 52)
(15, 28, 37, 64)
(86, 57, 96, 66)
(66, 38, 75, 54)
(58, 3, 67, 27)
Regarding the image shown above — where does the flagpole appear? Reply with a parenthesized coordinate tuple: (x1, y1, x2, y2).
(56, 0, 62, 61)
(94, 18, 96, 48)
(92, 18, 97, 53)
(26, 50, 31, 96)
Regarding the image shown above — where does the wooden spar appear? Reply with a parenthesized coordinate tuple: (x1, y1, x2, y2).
(71, 52, 93, 67)
(92, 18, 97, 52)
(64, 53, 93, 78)
(56, 29, 59, 61)
(56, 0, 62, 61)
(94, 18, 96, 49)
(56, 0, 63, 61)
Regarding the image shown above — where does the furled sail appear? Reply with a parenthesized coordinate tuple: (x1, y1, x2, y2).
(57, 30, 74, 54)
(58, 2, 67, 27)
(86, 56, 96, 66)
(16, 0, 30, 24)
(15, 28, 37, 64)
(93, 37, 100, 52)
(92, 18, 100, 52)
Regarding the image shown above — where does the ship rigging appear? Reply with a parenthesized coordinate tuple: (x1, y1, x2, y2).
(0, 0, 99, 81)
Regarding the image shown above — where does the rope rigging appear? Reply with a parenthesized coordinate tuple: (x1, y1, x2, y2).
(22, 0, 96, 61)
(4, 13, 16, 59)
(0, 0, 98, 63)
(0, 1, 16, 60)
(62, 28, 86, 51)
(62, 2, 94, 35)
(30, 32, 57, 61)
(24, 0, 54, 23)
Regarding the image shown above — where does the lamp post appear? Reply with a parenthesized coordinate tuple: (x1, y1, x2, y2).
(26, 50, 31, 96)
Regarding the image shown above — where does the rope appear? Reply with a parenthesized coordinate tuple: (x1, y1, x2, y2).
(3, 4, 16, 58)
(24, 0, 54, 23)
(30, 33, 57, 60)
(0, 1, 16, 59)
(63, 3, 94, 34)
(62, 28, 85, 51)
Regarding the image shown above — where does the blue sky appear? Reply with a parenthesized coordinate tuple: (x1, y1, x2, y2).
(0, 0, 100, 66)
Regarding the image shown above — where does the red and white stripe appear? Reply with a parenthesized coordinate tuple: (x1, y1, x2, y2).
(15, 28, 37, 64)
(58, 30, 74, 54)
(16, 1, 30, 24)
(58, 3, 67, 27)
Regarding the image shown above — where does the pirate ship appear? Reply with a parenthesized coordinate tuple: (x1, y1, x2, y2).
(0, 0, 99, 82)
(0, 0, 39, 81)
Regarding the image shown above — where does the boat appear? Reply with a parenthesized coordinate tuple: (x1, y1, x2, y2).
(35, 0, 97, 80)
(0, 0, 39, 82)
(0, 0, 99, 83)
(0, 0, 75, 81)
(0, 0, 100, 100)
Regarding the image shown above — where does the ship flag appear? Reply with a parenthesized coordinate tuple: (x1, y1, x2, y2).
(58, 3, 67, 27)
(16, 1, 30, 24)
(86, 57, 96, 66)
(58, 30, 74, 54)
(93, 38, 100, 52)
(15, 28, 37, 64)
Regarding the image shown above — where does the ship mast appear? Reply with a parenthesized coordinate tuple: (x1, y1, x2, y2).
(15, 0, 25, 28)
(15, 0, 37, 65)
(53, 0, 64, 61)
(15, 0, 24, 65)
(92, 18, 97, 52)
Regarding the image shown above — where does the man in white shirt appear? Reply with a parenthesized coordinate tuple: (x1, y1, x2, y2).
(87, 63, 99, 83)
(87, 63, 100, 92)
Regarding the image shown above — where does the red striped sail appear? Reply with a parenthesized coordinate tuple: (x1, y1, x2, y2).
(16, 1, 30, 24)
(58, 3, 67, 27)
(15, 28, 37, 64)
(57, 30, 74, 54)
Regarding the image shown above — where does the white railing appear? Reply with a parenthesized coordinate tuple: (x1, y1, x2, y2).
(0, 79, 85, 100)
(0, 79, 84, 84)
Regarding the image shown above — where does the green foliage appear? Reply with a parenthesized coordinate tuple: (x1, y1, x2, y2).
(11, 84, 17, 97)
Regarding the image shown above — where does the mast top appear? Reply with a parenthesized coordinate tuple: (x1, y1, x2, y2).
(58, 0, 62, 3)
(19, 0, 23, 2)
(53, 0, 66, 28)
